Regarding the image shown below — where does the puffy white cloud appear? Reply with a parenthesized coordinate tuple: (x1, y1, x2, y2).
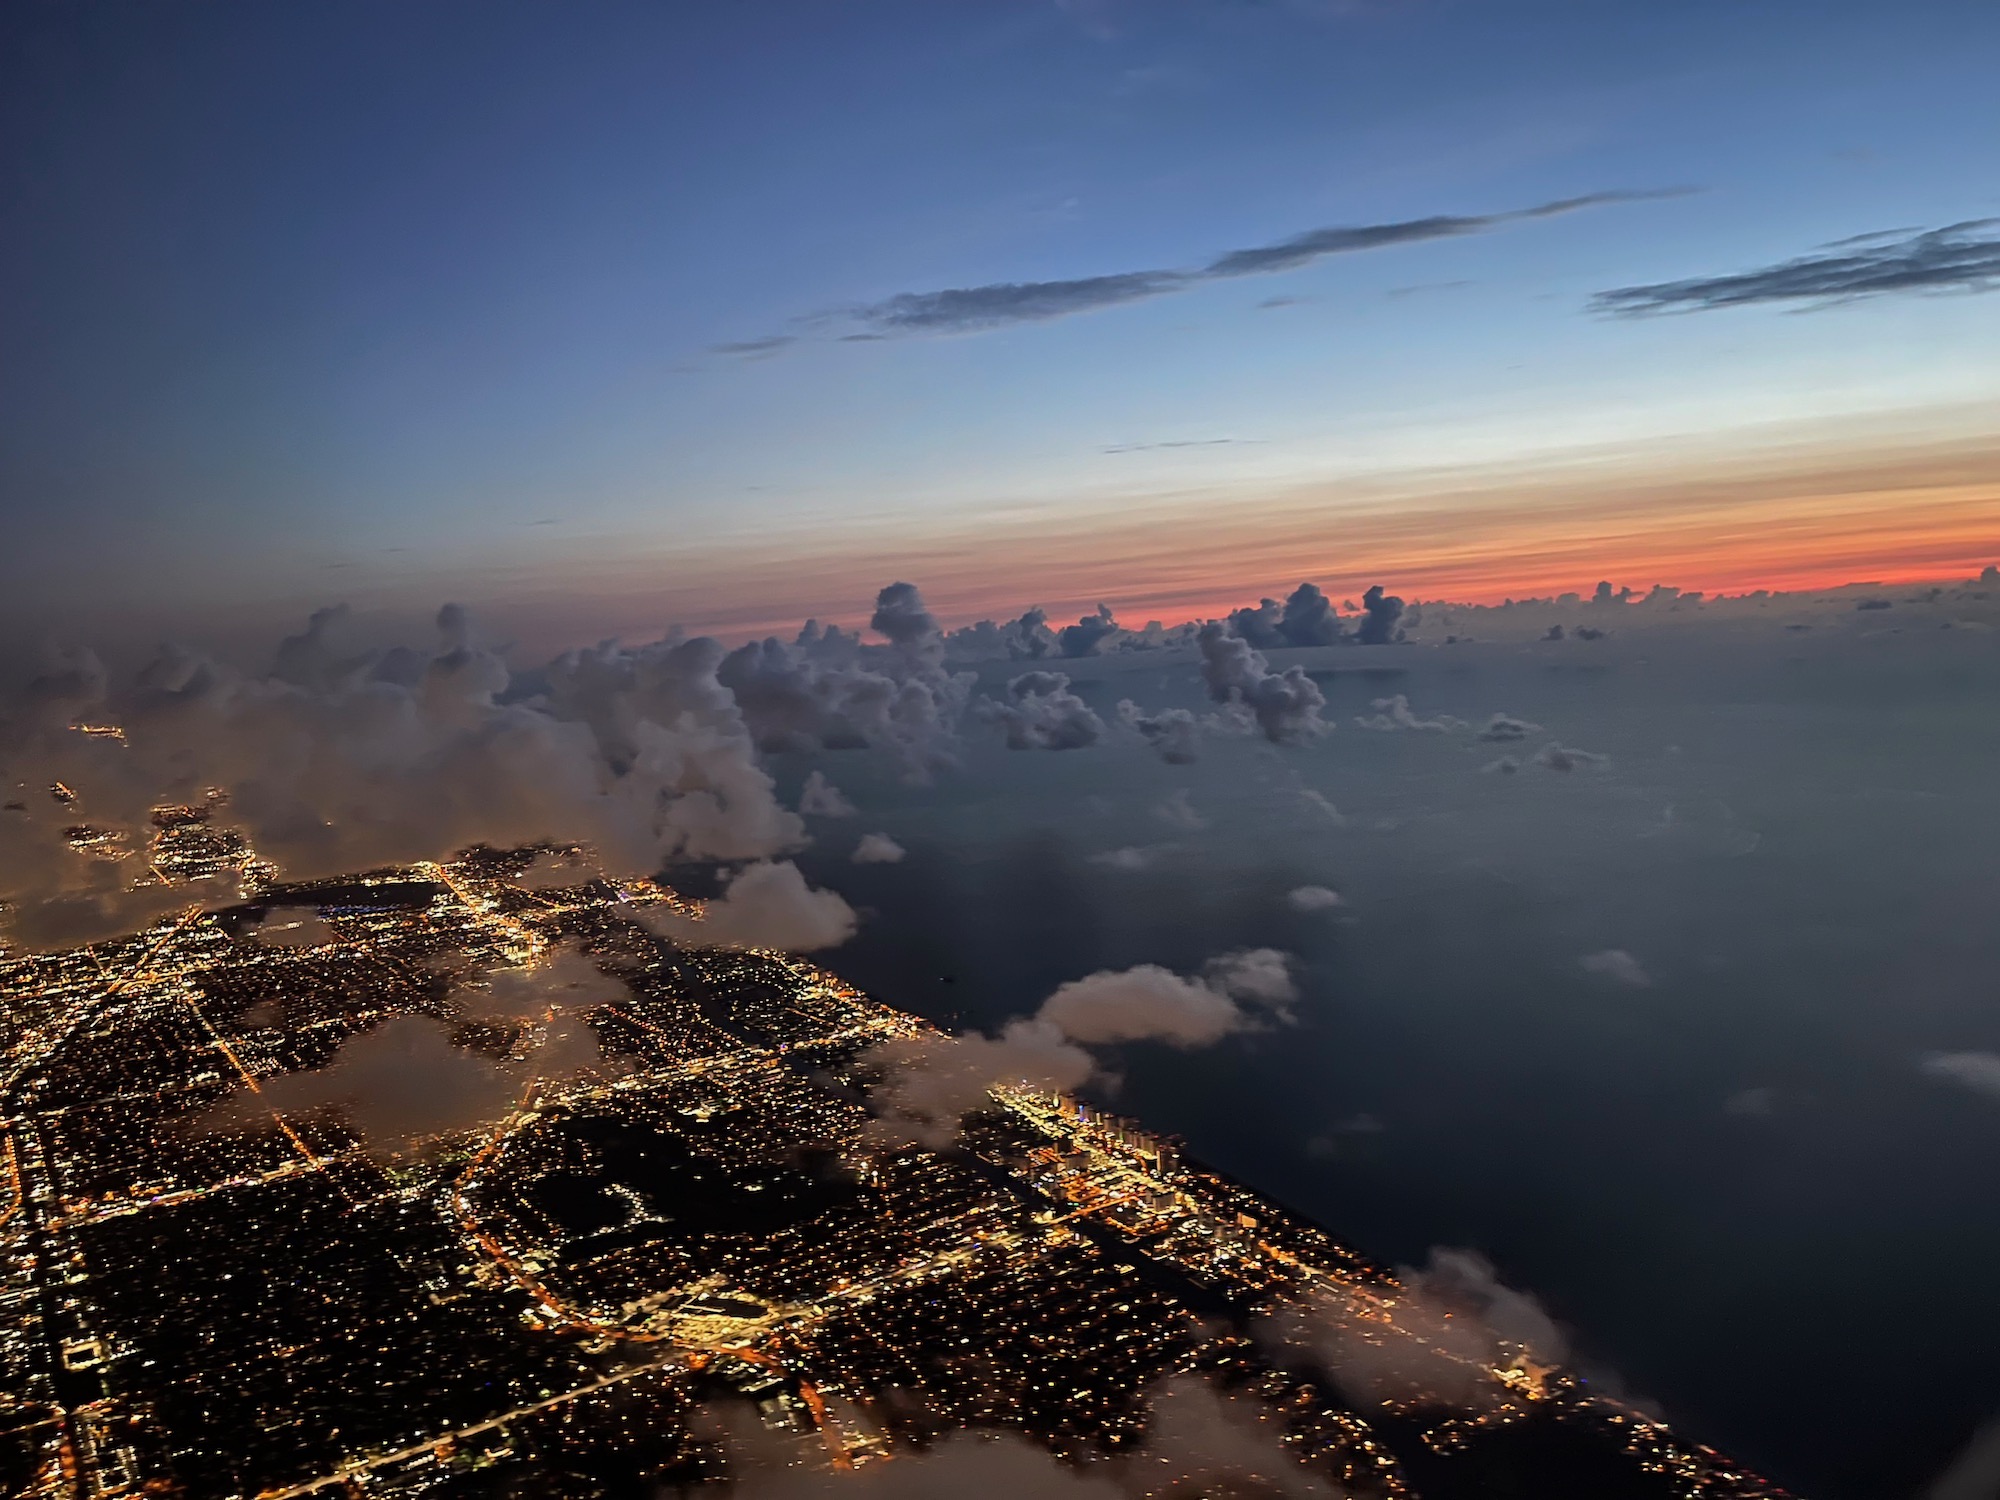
(1116, 699, 1199, 764)
(865, 947, 1299, 1146)
(1090, 845, 1166, 872)
(1206, 947, 1299, 1009)
(798, 770, 857, 818)
(1354, 694, 1464, 732)
(1921, 1051, 2000, 1100)
(1039, 948, 1296, 1048)
(1356, 584, 1406, 644)
(1039, 965, 1246, 1048)
(1535, 741, 1609, 772)
(717, 629, 966, 774)
(976, 670, 1106, 751)
(1578, 949, 1651, 987)
(639, 859, 858, 953)
(1476, 711, 1541, 742)
(1286, 884, 1344, 912)
(852, 832, 906, 864)
(1195, 623, 1328, 745)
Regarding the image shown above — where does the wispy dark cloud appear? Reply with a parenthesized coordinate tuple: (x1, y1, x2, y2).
(709, 334, 797, 356)
(825, 189, 1685, 339)
(856, 269, 1190, 334)
(1201, 191, 1667, 278)
(1386, 278, 1474, 299)
(1592, 219, 2000, 315)
(1101, 437, 1241, 453)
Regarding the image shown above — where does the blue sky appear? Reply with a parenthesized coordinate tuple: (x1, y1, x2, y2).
(3, 0, 1998, 645)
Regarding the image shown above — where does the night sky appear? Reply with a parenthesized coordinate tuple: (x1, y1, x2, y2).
(4, 0, 1999, 648)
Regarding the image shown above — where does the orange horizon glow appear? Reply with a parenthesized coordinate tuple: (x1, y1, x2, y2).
(511, 430, 2000, 645)
(295, 418, 1998, 657)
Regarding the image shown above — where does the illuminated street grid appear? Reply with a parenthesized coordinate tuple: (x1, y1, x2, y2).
(0, 813, 1797, 1498)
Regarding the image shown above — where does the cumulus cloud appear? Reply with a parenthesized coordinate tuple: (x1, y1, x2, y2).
(1354, 694, 1464, 732)
(1920, 1051, 2000, 1100)
(1592, 219, 2000, 315)
(1578, 949, 1651, 987)
(1355, 584, 1406, 645)
(1286, 885, 1344, 912)
(976, 670, 1106, 751)
(834, 191, 1676, 337)
(1277, 581, 1343, 647)
(866, 948, 1298, 1146)
(716, 583, 969, 775)
(1057, 604, 1121, 658)
(798, 770, 857, 818)
(1535, 741, 1609, 772)
(1040, 949, 1297, 1047)
(852, 832, 906, 864)
(638, 860, 857, 953)
(1090, 845, 1167, 872)
(1196, 623, 1328, 744)
(1272, 1247, 1568, 1412)
(1226, 595, 1286, 649)
(1475, 712, 1541, 742)
(946, 606, 1059, 663)
(1117, 700, 1200, 764)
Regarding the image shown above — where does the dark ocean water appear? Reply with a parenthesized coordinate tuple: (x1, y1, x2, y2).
(786, 623, 2000, 1500)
